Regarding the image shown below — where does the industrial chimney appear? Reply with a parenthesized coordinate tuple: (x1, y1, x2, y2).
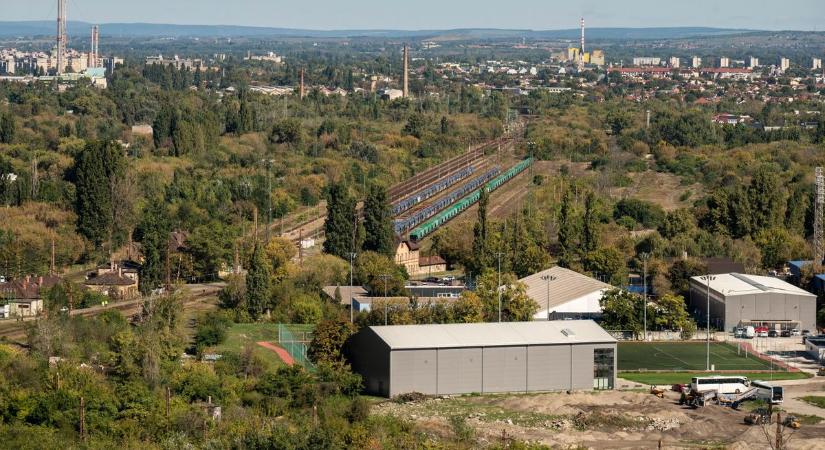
(56, 0, 67, 75)
(300, 67, 305, 99)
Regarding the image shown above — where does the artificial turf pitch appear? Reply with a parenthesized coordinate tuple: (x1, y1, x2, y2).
(618, 342, 777, 371)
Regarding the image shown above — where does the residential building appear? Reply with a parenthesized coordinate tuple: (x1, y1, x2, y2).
(780, 58, 791, 72)
(749, 56, 760, 69)
(0, 275, 61, 318)
(394, 240, 447, 276)
(84, 262, 139, 300)
(688, 273, 816, 333)
(814, 58, 822, 71)
(632, 57, 661, 66)
(719, 57, 730, 68)
(345, 320, 617, 397)
(669, 57, 681, 68)
(692, 56, 702, 68)
(590, 50, 605, 66)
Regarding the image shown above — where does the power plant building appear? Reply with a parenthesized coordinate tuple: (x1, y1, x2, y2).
(688, 273, 816, 333)
(346, 320, 617, 397)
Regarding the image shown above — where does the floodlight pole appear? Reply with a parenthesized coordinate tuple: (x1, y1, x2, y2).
(701, 275, 716, 371)
(541, 274, 556, 321)
(496, 252, 504, 322)
(641, 253, 650, 341)
(379, 273, 392, 326)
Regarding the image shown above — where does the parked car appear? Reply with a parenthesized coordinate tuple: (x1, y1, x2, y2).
(800, 330, 811, 337)
(745, 326, 756, 339)
(734, 327, 746, 338)
(768, 330, 779, 338)
(791, 329, 802, 336)
(756, 327, 769, 337)
(781, 330, 791, 337)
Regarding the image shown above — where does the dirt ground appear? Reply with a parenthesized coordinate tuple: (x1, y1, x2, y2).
(372, 387, 825, 449)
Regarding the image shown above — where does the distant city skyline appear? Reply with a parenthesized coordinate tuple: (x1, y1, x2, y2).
(6, 0, 825, 31)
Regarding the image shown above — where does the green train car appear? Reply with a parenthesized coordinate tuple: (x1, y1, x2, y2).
(409, 157, 534, 241)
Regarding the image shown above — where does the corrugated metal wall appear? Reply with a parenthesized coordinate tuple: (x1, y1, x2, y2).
(376, 343, 616, 397)
(390, 349, 437, 396)
(527, 345, 571, 391)
(437, 348, 482, 394)
(482, 346, 527, 393)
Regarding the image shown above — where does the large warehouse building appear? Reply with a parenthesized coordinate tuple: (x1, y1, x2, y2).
(345, 320, 617, 397)
(688, 273, 817, 332)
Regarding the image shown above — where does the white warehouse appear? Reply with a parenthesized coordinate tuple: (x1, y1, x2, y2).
(520, 267, 612, 320)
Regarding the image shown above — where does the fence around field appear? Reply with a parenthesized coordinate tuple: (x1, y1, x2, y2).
(608, 330, 727, 342)
(277, 323, 315, 368)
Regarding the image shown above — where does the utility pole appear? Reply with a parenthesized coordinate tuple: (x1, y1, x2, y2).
(165, 386, 171, 418)
(379, 273, 392, 325)
(814, 167, 824, 264)
(495, 252, 505, 322)
(349, 252, 357, 323)
(79, 396, 86, 441)
(700, 275, 716, 371)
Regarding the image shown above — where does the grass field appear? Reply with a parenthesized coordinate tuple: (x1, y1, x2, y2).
(618, 342, 776, 371)
(619, 371, 811, 385)
(213, 323, 285, 371)
(802, 396, 825, 409)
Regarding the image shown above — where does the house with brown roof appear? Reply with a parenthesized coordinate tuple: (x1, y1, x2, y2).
(394, 240, 447, 277)
(0, 275, 61, 318)
(85, 263, 139, 300)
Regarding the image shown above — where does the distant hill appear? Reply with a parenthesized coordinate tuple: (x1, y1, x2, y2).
(0, 21, 759, 40)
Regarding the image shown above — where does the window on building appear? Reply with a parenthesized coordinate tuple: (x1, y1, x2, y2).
(594, 348, 614, 390)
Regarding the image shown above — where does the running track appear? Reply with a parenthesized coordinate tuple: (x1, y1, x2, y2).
(257, 341, 295, 366)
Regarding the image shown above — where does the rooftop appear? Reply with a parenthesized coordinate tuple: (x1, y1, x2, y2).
(520, 266, 611, 310)
(690, 273, 815, 297)
(368, 320, 616, 350)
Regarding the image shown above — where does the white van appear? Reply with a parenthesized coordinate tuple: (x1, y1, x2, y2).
(745, 326, 755, 339)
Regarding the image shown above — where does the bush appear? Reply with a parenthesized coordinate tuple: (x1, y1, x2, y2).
(346, 397, 370, 423)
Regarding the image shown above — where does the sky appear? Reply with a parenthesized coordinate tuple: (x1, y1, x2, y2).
(6, 0, 825, 30)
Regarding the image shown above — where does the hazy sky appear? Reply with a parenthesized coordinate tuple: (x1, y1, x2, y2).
(7, 0, 825, 30)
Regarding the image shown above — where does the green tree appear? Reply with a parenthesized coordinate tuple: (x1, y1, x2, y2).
(558, 189, 579, 265)
(653, 294, 697, 338)
(73, 141, 126, 248)
(323, 182, 358, 259)
(584, 247, 626, 285)
(659, 209, 695, 240)
(308, 319, 356, 366)
(474, 270, 538, 322)
(269, 118, 304, 145)
(667, 259, 707, 295)
(355, 251, 406, 296)
(599, 289, 643, 336)
(246, 242, 271, 319)
(451, 291, 485, 323)
(748, 166, 785, 233)
(362, 184, 394, 256)
(136, 200, 171, 295)
(469, 187, 490, 277)
(582, 191, 599, 253)
(0, 110, 17, 144)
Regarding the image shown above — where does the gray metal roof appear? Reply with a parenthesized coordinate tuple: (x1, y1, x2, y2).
(520, 266, 612, 309)
(368, 320, 616, 350)
(689, 273, 816, 297)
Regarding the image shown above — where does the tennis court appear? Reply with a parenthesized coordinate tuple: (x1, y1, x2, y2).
(618, 342, 777, 371)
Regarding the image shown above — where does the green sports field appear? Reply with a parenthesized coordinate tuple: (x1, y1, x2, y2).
(618, 342, 778, 372)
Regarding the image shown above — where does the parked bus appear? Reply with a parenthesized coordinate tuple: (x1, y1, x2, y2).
(690, 376, 750, 395)
(751, 380, 784, 404)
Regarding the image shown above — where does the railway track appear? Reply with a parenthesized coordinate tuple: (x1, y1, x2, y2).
(0, 284, 222, 344)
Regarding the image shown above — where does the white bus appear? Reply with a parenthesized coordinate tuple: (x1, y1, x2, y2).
(751, 380, 783, 404)
(690, 376, 750, 395)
